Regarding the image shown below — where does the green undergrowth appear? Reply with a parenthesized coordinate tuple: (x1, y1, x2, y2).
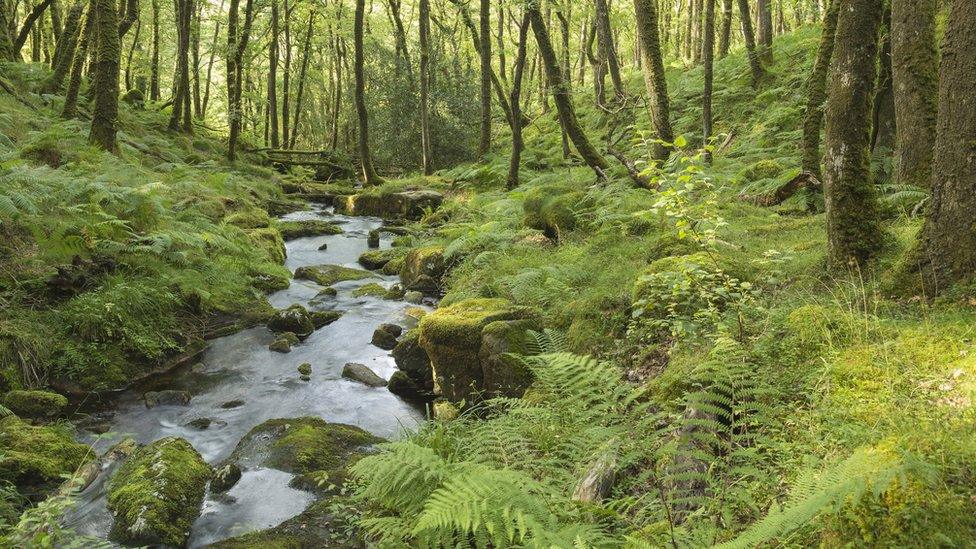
(350, 27, 976, 547)
(0, 71, 291, 394)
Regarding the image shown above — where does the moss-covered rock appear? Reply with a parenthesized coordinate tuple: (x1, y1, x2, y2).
(738, 159, 785, 182)
(248, 227, 287, 265)
(392, 330, 433, 390)
(208, 498, 360, 548)
(226, 208, 273, 229)
(400, 246, 446, 293)
(277, 220, 343, 239)
(310, 310, 343, 329)
(342, 363, 387, 387)
(0, 416, 93, 493)
(358, 248, 404, 271)
(352, 283, 388, 298)
(106, 437, 211, 547)
(268, 305, 315, 339)
(270, 332, 300, 353)
(480, 319, 542, 398)
(223, 417, 382, 490)
(523, 184, 585, 240)
(335, 189, 443, 220)
(294, 264, 376, 287)
(418, 299, 539, 402)
(382, 256, 406, 276)
(2, 390, 68, 419)
(371, 324, 401, 350)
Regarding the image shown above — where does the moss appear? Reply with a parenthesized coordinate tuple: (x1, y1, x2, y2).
(523, 184, 585, 240)
(107, 437, 211, 547)
(209, 499, 359, 548)
(358, 248, 405, 271)
(336, 189, 443, 220)
(2, 390, 68, 419)
(0, 416, 93, 492)
(738, 159, 785, 182)
(310, 310, 343, 329)
(382, 256, 406, 276)
(226, 208, 273, 229)
(268, 305, 315, 338)
(352, 283, 388, 298)
(400, 246, 446, 293)
(247, 227, 287, 265)
(277, 220, 343, 239)
(294, 264, 376, 287)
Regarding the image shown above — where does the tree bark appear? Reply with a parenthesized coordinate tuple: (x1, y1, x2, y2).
(891, 0, 937, 189)
(478, 0, 491, 156)
(61, 0, 93, 118)
(634, 0, 675, 161)
(757, 0, 773, 63)
(13, 0, 55, 59)
(43, 0, 85, 92)
(0, 0, 14, 61)
(800, 0, 839, 180)
(289, 9, 313, 149)
(717, 0, 731, 58)
(914, 0, 976, 292)
(168, 0, 191, 132)
(89, 0, 121, 152)
(702, 0, 715, 164)
(149, 0, 159, 100)
(281, 0, 291, 147)
(226, 0, 254, 161)
(595, 0, 624, 99)
(735, 0, 764, 86)
(419, 0, 433, 174)
(870, 5, 895, 152)
(823, 0, 884, 267)
(507, 12, 530, 189)
(528, 2, 609, 177)
(200, 0, 223, 116)
(354, 0, 382, 184)
(268, 0, 279, 148)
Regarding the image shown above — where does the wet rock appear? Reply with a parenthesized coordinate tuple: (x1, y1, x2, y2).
(335, 189, 443, 220)
(317, 242, 329, 251)
(268, 304, 315, 339)
(404, 290, 424, 304)
(480, 318, 542, 399)
(186, 417, 213, 430)
(269, 332, 300, 353)
(392, 330, 433, 391)
(571, 450, 618, 504)
(352, 282, 388, 298)
(371, 324, 401, 350)
(388, 371, 430, 402)
(300, 375, 311, 382)
(220, 399, 246, 409)
(2, 390, 68, 419)
(367, 229, 380, 249)
(310, 310, 343, 329)
(143, 390, 192, 408)
(0, 416, 93, 493)
(400, 246, 446, 293)
(294, 264, 376, 287)
(211, 463, 243, 493)
(358, 248, 402, 270)
(298, 363, 313, 376)
(384, 283, 406, 301)
(107, 437, 212, 547)
(418, 298, 539, 403)
(277, 219, 343, 239)
(342, 363, 387, 387)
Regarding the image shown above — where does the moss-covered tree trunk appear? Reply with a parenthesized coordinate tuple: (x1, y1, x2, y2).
(757, 0, 773, 63)
(61, 2, 93, 118)
(823, 0, 884, 267)
(225, 0, 253, 161)
(871, 6, 896, 152)
(0, 0, 16, 61)
(595, 0, 624, 99)
(735, 0, 764, 86)
(43, 0, 85, 93)
(634, 0, 675, 161)
(88, 0, 121, 152)
(149, 0, 159, 100)
(528, 2, 609, 178)
(718, 0, 732, 58)
(891, 0, 937, 189)
(288, 9, 312, 149)
(354, 0, 382, 185)
(168, 0, 191, 132)
(702, 0, 715, 164)
(478, 0, 491, 156)
(914, 0, 976, 291)
(800, 0, 839, 180)
(418, 0, 432, 174)
(268, 0, 279, 148)
(507, 13, 530, 190)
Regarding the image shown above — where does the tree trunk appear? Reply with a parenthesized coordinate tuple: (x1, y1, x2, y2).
(61, 1, 93, 118)
(89, 0, 121, 152)
(124, 15, 139, 90)
(281, 0, 291, 147)
(735, 0, 764, 86)
(800, 0, 839, 180)
(870, 5, 895, 152)
(595, 0, 624, 99)
(190, 0, 201, 116)
(289, 9, 313, 149)
(634, 0, 675, 161)
(419, 0, 432, 174)
(914, 0, 976, 292)
(702, 0, 715, 164)
(168, 0, 191, 132)
(44, 0, 84, 92)
(757, 0, 773, 62)
(528, 3, 609, 177)
(478, 0, 491, 156)
(226, 0, 254, 161)
(718, 0, 731, 58)
(268, 0, 279, 148)
(200, 0, 222, 116)
(823, 0, 884, 267)
(354, 0, 382, 185)
(13, 0, 55, 59)
(0, 0, 14, 61)
(507, 12, 530, 189)
(891, 0, 937, 189)
(149, 0, 159, 100)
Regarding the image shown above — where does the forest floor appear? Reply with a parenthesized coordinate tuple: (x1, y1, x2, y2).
(1, 25, 974, 546)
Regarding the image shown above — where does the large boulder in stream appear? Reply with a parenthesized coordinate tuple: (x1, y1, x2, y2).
(418, 298, 541, 403)
(334, 189, 443, 221)
(2, 390, 68, 419)
(342, 363, 387, 387)
(268, 304, 315, 339)
(294, 264, 376, 287)
(400, 246, 446, 293)
(107, 437, 212, 547)
(276, 219, 343, 239)
(388, 330, 434, 402)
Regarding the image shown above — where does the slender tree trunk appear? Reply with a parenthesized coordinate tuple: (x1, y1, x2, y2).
(190, 0, 200, 116)
(634, 0, 675, 161)
(330, 35, 344, 150)
(387, 0, 412, 82)
(800, 0, 839, 181)
(555, 8, 571, 157)
(478, 0, 491, 156)
(149, 0, 159, 100)
(168, 0, 190, 131)
(13, 0, 55, 60)
(823, 0, 884, 267)
(226, 0, 254, 161)
(43, 0, 84, 92)
(595, 0, 624, 98)
(289, 9, 313, 149)
(757, 0, 772, 62)
(507, 12, 530, 189)
(281, 0, 291, 147)
(354, 0, 382, 184)
(914, 0, 976, 292)
(124, 16, 139, 90)
(702, 0, 715, 164)
(419, 0, 433, 174)
(718, 0, 731, 58)
(268, 0, 279, 148)
(200, 0, 222, 117)
(870, 5, 895, 152)
(735, 0, 764, 86)
(890, 0, 937, 189)
(62, 1, 93, 118)
(528, 3, 609, 177)
(89, 0, 121, 152)
(0, 0, 14, 61)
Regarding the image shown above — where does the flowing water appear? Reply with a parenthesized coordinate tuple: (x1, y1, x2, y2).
(66, 204, 426, 547)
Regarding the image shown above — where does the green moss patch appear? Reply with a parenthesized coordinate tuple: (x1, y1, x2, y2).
(277, 220, 343, 239)
(0, 416, 93, 493)
(294, 264, 376, 287)
(2, 390, 68, 419)
(352, 283, 388, 298)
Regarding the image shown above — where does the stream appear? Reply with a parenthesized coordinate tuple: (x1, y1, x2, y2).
(65, 204, 426, 547)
